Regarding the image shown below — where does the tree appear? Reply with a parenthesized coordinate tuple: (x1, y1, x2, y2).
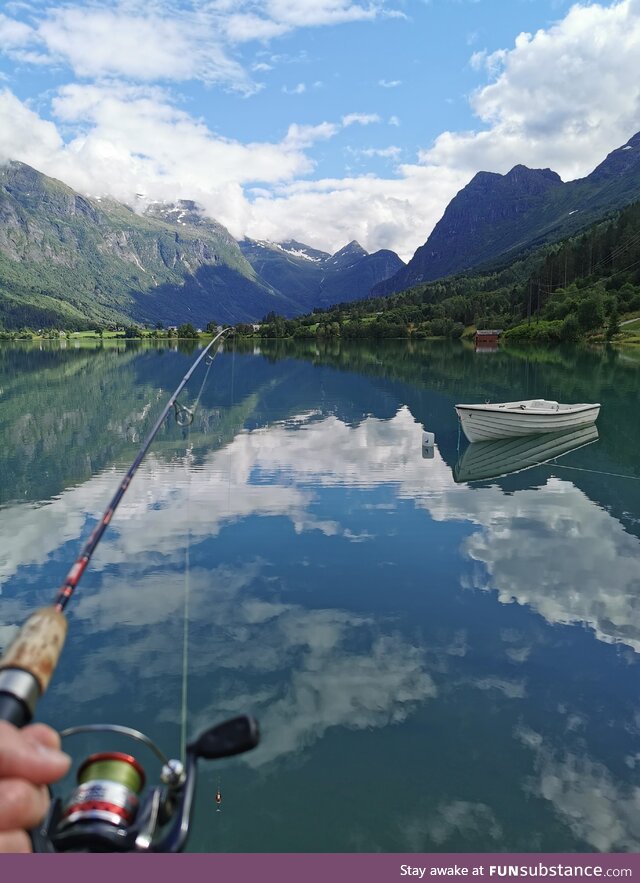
(577, 293, 605, 331)
(560, 314, 580, 342)
(606, 306, 620, 341)
(177, 323, 199, 338)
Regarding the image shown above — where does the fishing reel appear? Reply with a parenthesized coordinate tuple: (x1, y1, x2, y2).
(31, 715, 259, 853)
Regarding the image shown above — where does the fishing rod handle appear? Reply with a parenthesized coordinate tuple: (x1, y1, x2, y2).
(0, 606, 67, 727)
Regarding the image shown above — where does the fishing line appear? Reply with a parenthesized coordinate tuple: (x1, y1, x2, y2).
(179, 341, 224, 761)
(227, 335, 236, 512)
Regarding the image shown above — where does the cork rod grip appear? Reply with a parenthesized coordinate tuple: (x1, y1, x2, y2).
(0, 606, 68, 694)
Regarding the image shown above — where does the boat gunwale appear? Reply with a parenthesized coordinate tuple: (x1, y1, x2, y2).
(455, 401, 600, 416)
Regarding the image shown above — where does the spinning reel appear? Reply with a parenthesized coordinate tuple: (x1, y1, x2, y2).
(32, 715, 259, 853)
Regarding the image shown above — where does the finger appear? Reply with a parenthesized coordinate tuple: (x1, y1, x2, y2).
(0, 829, 32, 853)
(22, 724, 61, 752)
(0, 779, 49, 831)
(0, 722, 70, 784)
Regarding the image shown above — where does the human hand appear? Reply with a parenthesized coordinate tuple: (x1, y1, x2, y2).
(0, 720, 71, 853)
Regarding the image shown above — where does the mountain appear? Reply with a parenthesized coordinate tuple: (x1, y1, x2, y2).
(0, 161, 404, 328)
(239, 237, 404, 311)
(0, 162, 295, 328)
(327, 240, 369, 270)
(375, 131, 640, 296)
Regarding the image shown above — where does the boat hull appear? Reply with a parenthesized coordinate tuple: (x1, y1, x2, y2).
(455, 402, 600, 443)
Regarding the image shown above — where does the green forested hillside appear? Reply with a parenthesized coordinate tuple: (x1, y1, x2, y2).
(256, 200, 640, 342)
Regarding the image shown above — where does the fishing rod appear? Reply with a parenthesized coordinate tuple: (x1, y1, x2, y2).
(0, 327, 260, 852)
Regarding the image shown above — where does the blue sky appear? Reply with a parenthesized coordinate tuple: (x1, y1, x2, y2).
(0, 0, 637, 259)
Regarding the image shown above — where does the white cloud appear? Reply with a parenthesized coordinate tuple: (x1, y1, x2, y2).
(282, 82, 307, 94)
(224, 12, 290, 43)
(357, 145, 401, 158)
(2, 1, 640, 260)
(3, 6, 254, 92)
(262, 0, 381, 29)
(517, 728, 640, 852)
(244, 165, 468, 259)
(342, 112, 381, 126)
(0, 89, 64, 167)
(283, 121, 340, 147)
(238, 627, 436, 766)
(0, 1, 389, 86)
(378, 78, 402, 87)
(430, 0, 640, 182)
(0, 12, 34, 48)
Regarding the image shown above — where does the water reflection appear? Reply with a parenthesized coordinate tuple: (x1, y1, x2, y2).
(3, 405, 639, 672)
(517, 727, 640, 852)
(454, 425, 599, 483)
(1, 341, 640, 851)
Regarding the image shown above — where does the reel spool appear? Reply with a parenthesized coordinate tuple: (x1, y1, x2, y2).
(59, 751, 146, 831)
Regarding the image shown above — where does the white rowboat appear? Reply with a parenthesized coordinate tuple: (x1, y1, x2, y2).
(455, 399, 600, 443)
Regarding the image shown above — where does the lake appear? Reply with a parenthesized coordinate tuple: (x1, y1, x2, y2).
(1, 338, 639, 852)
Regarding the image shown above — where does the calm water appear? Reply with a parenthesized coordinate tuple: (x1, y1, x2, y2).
(1, 338, 639, 852)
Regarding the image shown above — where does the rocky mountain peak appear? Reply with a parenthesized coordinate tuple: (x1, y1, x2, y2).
(329, 240, 368, 269)
(505, 165, 562, 188)
(588, 130, 640, 182)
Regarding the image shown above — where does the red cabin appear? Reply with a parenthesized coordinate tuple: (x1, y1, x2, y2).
(474, 329, 502, 351)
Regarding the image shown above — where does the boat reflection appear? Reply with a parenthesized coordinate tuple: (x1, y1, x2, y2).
(453, 424, 599, 484)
